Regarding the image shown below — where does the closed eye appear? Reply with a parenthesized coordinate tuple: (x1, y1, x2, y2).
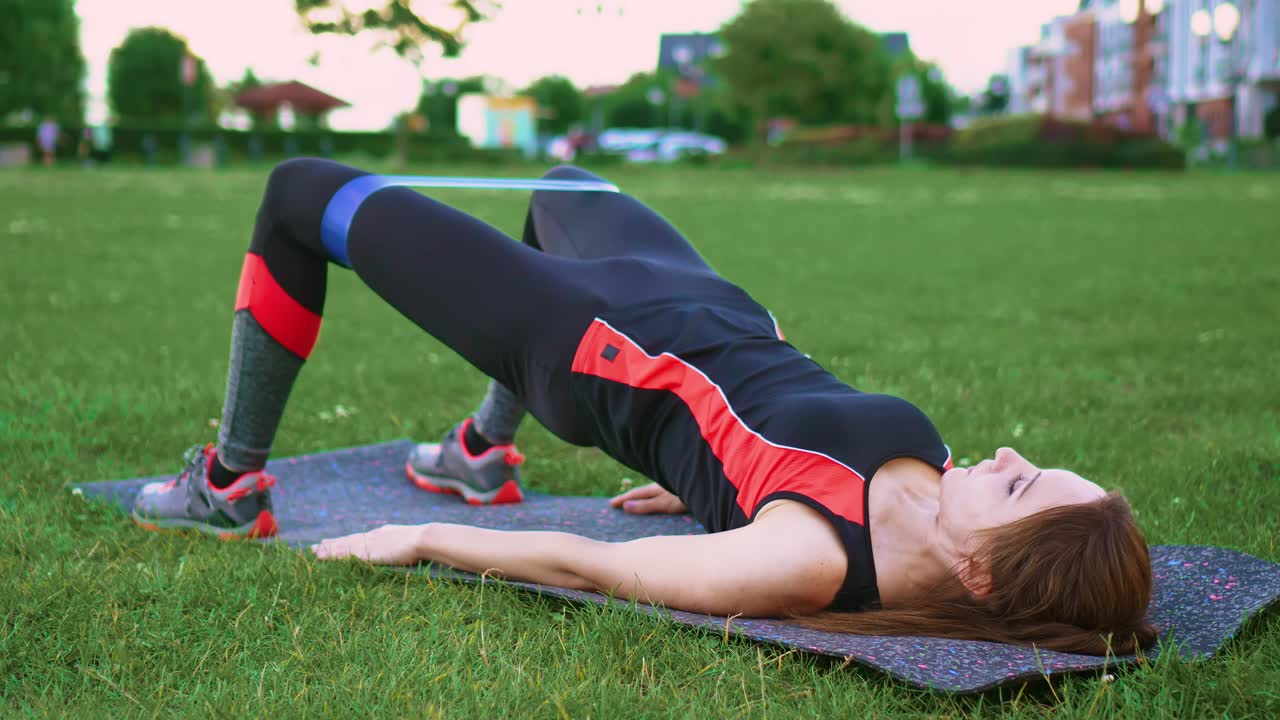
(1007, 475, 1023, 495)
(1013, 471, 1042, 499)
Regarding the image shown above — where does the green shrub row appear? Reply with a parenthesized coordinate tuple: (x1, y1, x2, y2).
(942, 115, 1184, 170)
(758, 115, 1185, 170)
(1, 115, 1189, 170)
(0, 124, 523, 166)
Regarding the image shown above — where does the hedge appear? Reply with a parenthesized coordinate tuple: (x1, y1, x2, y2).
(941, 115, 1185, 170)
(0, 124, 524, 166)
(742, 115, 1184, 170)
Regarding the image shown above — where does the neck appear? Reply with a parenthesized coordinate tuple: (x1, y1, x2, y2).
(867, 458, 957, 607)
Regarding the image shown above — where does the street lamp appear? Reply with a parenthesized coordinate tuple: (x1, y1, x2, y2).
(1191, 2, 1244, 167)
(1212, 2, 1241, 41)
(1120, 0, 1141, 24)
(1190, 9, 1213, 37)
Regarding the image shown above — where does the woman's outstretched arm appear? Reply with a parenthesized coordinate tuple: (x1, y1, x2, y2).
(312, 504, 846, 617)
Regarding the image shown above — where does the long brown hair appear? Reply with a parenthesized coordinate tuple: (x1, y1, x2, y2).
(797, 493, 1157, 655)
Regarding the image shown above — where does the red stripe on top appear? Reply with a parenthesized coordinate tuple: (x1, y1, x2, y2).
(234, 252, 322, 360)
(571, 319, 867, 524)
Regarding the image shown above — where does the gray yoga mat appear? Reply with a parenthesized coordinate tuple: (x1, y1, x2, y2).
(75, 441, 1280, 694)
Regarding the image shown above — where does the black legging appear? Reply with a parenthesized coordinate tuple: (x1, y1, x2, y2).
(251, 158, 724, 445)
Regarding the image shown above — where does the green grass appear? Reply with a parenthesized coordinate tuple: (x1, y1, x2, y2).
(2, 164, 1279, 718)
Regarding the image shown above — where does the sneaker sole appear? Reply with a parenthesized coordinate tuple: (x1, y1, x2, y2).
(130, 510, 279, 540)
(404, 463, 524, 505)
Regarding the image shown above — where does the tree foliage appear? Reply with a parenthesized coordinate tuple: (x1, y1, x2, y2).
(218, 68, 267, 129)
(978, 74, 1010, 115)
(1264, 103, 1280, 140)
(597, 72, 663, 129)
(916, 65, 953, 126)
(889, 61, 954, 126)
(0, 0, 85, 121)
(108, 27, 213, 124)
(714, 0, 891, 138)
(522, 75, 583, 135)
(295, 0, 496, 66)
(414, 76, 485, 135)
(587, 71, 749, 143)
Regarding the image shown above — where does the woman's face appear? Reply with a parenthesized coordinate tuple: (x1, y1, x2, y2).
(937, 447, 1106, 556)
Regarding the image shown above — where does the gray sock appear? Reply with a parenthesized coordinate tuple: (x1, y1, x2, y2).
(217, 310, 304, 471)
(472, 381, 526, 445)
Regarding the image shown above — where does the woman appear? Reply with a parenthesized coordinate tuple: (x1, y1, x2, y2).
(132, 158, 1156, 655)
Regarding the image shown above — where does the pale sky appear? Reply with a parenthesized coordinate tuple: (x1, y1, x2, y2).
(76, 0, 1080, 129)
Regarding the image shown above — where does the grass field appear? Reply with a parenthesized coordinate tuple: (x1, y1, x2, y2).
(2, 164, 1278, 718)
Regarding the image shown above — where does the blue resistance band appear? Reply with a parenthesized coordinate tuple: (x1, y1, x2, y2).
(319, 175, 621, 268)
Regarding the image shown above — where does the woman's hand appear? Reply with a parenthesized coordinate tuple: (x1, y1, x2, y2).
(609, 482, 688, 515)
(312, 523, 429, 565)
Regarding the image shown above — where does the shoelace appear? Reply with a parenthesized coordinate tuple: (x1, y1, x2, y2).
(159, 444, 209, 492)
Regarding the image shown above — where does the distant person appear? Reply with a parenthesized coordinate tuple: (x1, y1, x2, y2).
(141, 133, 158, 166)
(568, 127, 589, 156)
(36, 118, 59, 167)
(548, 135, 574, 162)
(90, 124, 113, 165)
(129, 158, 1156, 656)
(78, 128, 92, 166)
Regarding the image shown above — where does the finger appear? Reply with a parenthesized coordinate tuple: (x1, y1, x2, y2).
(315, 534, 363, 560)
(622, 498, 666, 515)
(609, 486, 648, 505)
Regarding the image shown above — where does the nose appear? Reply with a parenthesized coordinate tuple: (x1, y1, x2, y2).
(993, 447, 1024, 470)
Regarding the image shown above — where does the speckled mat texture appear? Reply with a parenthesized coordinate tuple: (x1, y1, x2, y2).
(75, 441, 1280, 694)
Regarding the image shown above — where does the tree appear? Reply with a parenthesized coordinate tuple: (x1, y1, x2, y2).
(0, 0, 85, 122)
(295, 0, 496, 66)
(522, 75, 583, 135)
(978, 74, 1010, 116)
(918, 65, 954, 126)
(108, 27, 213, 124)
(218, 68, 267, 129)
(888, 61, 954, 127)
(414, 76, 485, 135)
(595, 72, 667, 129)
(1265, 103, 1280, 140)
(713, 0, 892, 141)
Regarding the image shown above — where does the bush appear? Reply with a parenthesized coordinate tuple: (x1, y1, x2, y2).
(943, 115, 1184, 170)
(762, 123, 951, 167)
(0, 124, 520, 166)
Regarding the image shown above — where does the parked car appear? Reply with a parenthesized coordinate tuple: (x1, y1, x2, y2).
(624, 131, 728, 163)
(592, 128, 727, 163)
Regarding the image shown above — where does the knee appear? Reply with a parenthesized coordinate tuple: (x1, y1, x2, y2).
(258, 157, 367, 242)
(254, 158, 363, 259)
(261, 157, 332, 213)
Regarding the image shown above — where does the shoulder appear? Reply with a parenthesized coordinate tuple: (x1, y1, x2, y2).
(750, 500, 848, 609)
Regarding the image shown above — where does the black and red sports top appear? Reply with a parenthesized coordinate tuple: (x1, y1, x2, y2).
(569, 290, 952, 612)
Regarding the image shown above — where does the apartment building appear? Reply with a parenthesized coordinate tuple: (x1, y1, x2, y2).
(1008, 0, 1280, 139)
(1090, 0, 1163, 133)
(1166, 0, 1280, 139)
(1013, 13, 1097, 120)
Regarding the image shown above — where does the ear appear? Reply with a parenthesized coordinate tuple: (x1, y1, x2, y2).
(957, 556, 993, 599)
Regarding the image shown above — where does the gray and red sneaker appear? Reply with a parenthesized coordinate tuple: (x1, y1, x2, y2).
(131, 444, 279, 539)
(405, 418, 525, 505)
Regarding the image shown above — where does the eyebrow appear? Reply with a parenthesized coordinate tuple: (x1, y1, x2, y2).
(1017, 471, 1043, 499)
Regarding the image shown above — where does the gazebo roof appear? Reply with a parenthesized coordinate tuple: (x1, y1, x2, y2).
(234, 81, 351, 115)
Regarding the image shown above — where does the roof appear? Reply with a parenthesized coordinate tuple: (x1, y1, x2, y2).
(233, 81, 351, 115)
(879, 32, 912, 57)
(657, 33, 723, 71)
(657, 33, 723, 89)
